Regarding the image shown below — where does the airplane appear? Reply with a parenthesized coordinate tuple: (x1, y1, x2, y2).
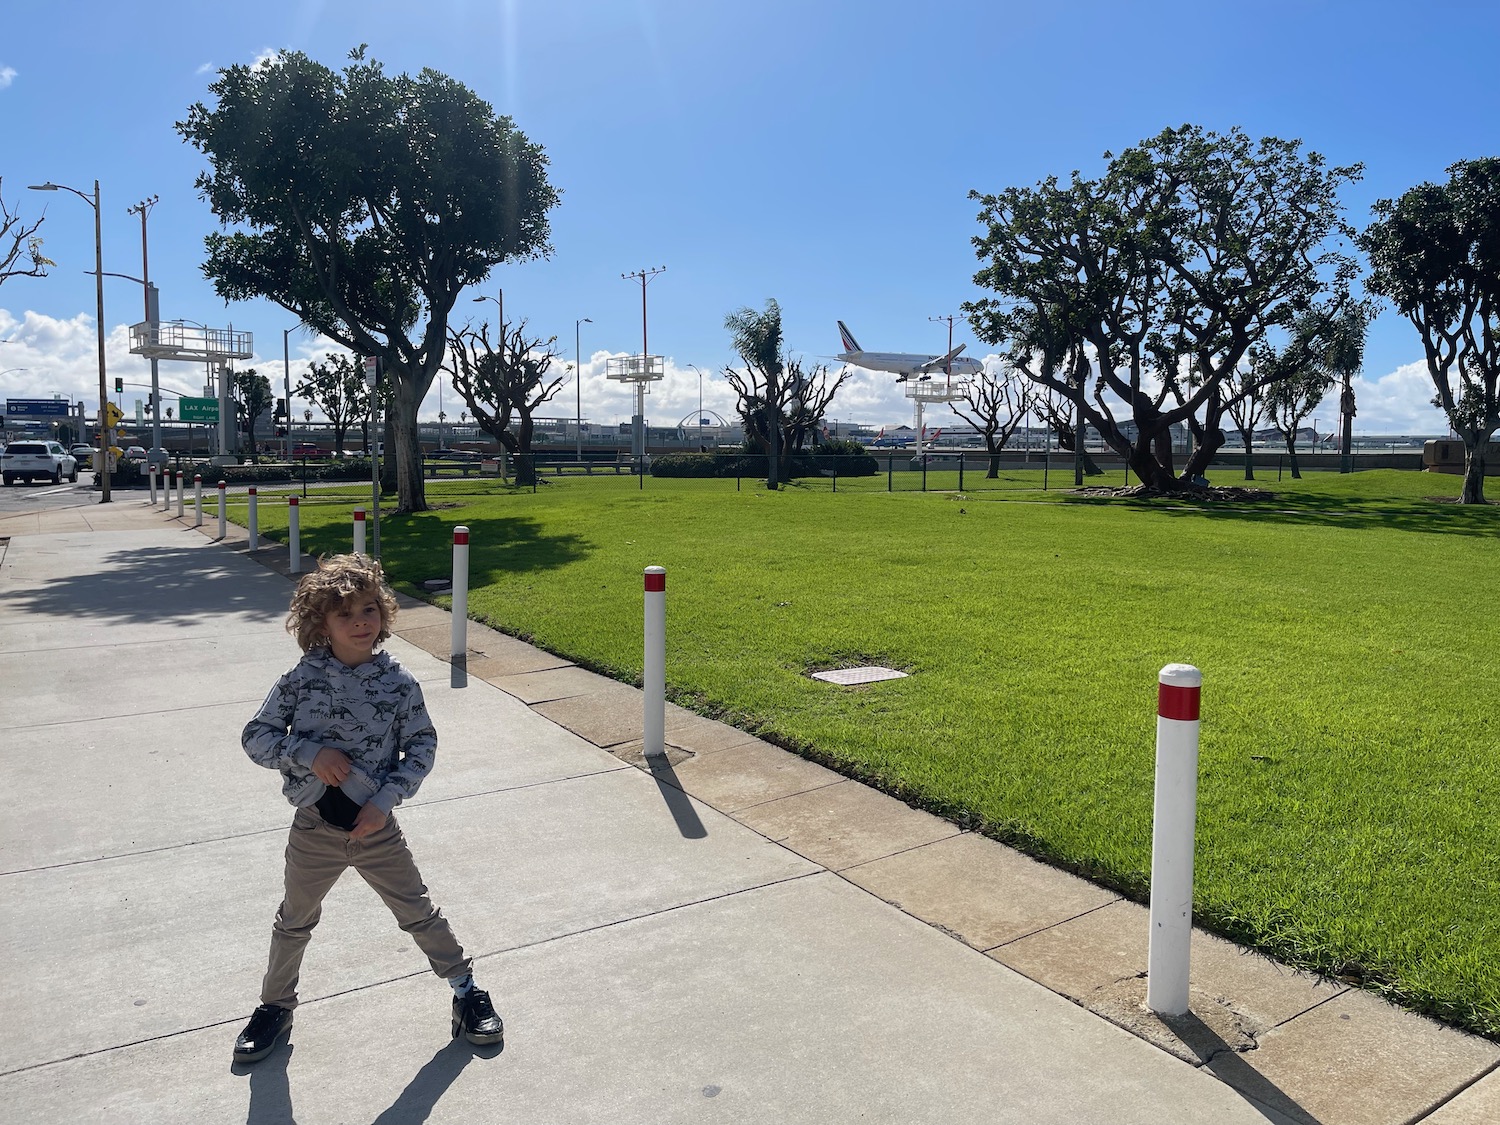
(836, 321, 985, 381)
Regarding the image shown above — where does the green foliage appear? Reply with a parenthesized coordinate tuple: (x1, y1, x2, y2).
(1361, 158, 1500, 503)
(295, 352, 373, 452)
(967, 124, 1362, 489)
(177, 46, 560, 513)
(650, 450, 877, 479)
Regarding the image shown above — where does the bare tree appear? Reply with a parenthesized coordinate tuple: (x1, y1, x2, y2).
(1, 178, 51, 287)
(724, 354, 848, 479)
(445, 319, 563, 486)
(1223, 361, 1272, 480)
(951, 366, 1030, 478)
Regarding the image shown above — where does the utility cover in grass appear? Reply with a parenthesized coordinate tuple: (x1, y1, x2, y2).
(811, 666, 908, 686)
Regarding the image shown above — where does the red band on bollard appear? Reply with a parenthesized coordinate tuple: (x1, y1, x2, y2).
(219, 481, 226, 489)
(288, 497, 299, 506)
(644, 572, 666, 592)
(1158, 683, 1200, 722)
(453, 529, 469, 545)
(354, 510, 366, 521)
(248, 487, 257, 495)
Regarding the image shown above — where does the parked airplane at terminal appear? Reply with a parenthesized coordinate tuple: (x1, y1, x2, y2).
(836, 321, 985, 380)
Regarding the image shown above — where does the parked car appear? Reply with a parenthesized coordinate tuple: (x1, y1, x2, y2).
(289, 442, 331, 459)
(1, 440, 78, 485)
(426, 448, 485, 461)
(69, 444, 97, 465)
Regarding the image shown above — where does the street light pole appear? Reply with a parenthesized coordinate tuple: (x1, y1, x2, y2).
(575, 316, 591, 460)
(31, 179, 110, 501)
(127, 196, 160, 461)
(686, 364, 704, 450)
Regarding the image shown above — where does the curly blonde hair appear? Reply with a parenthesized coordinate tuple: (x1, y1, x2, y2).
(286, 554, 399, 653)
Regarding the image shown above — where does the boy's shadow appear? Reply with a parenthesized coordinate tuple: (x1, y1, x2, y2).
(235, 1036, 502, 1125)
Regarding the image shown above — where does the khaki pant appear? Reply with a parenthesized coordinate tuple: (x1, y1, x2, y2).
(260, 806, 471, 1010)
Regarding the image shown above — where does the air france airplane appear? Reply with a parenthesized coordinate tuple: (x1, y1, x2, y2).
(836, 321, 985, 381)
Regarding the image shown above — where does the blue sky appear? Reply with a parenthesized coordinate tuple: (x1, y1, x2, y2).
(3, 0, 1497, 436)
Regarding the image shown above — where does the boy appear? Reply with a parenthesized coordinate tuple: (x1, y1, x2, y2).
(234, 554, 502, 1062)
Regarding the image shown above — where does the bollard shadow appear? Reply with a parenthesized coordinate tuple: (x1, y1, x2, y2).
(369, 1037, 495, 1125)
(1161, 1011, 1323, 1124)
(0, 542, 283, 628)
(450, 651, 468, 689)
(643, 750, 708, 839)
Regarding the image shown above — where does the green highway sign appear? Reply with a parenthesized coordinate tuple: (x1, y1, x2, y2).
(179, 396, 219, 422)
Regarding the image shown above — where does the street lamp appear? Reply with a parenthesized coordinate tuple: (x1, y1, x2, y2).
(473, 290, 503, 329)
(30, 180, 111, 501)
(686, 363, 704, 450)
(575, 317, 592, 459)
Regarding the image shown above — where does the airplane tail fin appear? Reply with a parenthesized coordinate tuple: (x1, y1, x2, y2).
(837, 321, 861, 353)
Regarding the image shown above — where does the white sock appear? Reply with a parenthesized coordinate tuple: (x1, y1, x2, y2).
(450, 974, 474, 998)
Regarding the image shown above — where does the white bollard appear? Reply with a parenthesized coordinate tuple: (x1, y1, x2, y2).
(217, 480, 227, 539)
(288, 497, 301, 574)
(1147, 663, 1203, 1016)
(176, 469, 185, 518)
(148, 464, 158, 506)
(194, 475, 203, 527)
(247, 487, 259, 550)
(450, 526, 470, 662)
(161, 469, 173, 512)
(353, 507, 366, 556)
(643, 566, 666, 758)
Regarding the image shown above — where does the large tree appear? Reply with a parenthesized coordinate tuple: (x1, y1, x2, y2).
(234, 368, 273, 460)
(966, 125, 1361, 491)
(1, 178, 51, 287)
(1362, 158, 1499, 504)
(177, 46, 559, 512)
(444, 318, 563, 486)
(295, 352, 371, 455)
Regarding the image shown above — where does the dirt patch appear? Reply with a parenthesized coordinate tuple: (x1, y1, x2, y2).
(1071, 484, 1275, 502)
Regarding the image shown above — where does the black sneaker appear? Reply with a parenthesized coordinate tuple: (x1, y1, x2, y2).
(233, 1003, 293, 1063)
(451, 988, 504, 1046)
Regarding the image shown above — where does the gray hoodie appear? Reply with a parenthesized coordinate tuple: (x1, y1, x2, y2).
(242, 648, 438, 814)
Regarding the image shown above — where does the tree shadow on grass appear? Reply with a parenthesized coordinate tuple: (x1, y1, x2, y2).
(0, 541, 287, 628)
(1059, 494, 1500, 538)
(299, 513, 594, 579)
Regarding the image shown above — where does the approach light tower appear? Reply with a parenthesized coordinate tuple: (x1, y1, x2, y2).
(910, 314, 971, 457)
(608, 267, 666, 467)
(129, 320, 254, 457)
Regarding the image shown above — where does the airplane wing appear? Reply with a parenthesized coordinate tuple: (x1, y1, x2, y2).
(918, 343, 967, 373)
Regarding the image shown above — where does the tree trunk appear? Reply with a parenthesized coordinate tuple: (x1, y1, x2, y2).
(515, 416, 537, 486)
(1460, 438, 1489, 504)
(986, 452, 1000, 479)
(1241, 432, 1255, 480)
(1128, 446, 1176, 490)
(1283, 433, 1301, 479)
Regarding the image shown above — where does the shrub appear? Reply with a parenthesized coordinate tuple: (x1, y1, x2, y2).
(650, 449, 878, 479)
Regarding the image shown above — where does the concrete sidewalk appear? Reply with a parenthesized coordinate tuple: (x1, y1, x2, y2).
(1, 496, 1496, 1124)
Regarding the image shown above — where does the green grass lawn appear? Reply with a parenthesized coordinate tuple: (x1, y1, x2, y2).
(239, 469, 1500, 1036)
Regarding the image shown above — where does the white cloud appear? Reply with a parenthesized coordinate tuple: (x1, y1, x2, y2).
(0, 66, 17, 90)
(250, 49, 282, 71)
(195, 62, 214, 76)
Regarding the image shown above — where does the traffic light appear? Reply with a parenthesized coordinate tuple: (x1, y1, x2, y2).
(114, 377, 123, 393)
(275, 398, 287, 420)
(276, 427, 288, 438)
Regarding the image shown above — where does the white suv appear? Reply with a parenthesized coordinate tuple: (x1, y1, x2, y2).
(1, 440, 79, 485)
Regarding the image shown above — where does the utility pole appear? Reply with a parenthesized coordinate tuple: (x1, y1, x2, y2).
(127, 196, 160, 462)
(621, 268, 666, 467)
